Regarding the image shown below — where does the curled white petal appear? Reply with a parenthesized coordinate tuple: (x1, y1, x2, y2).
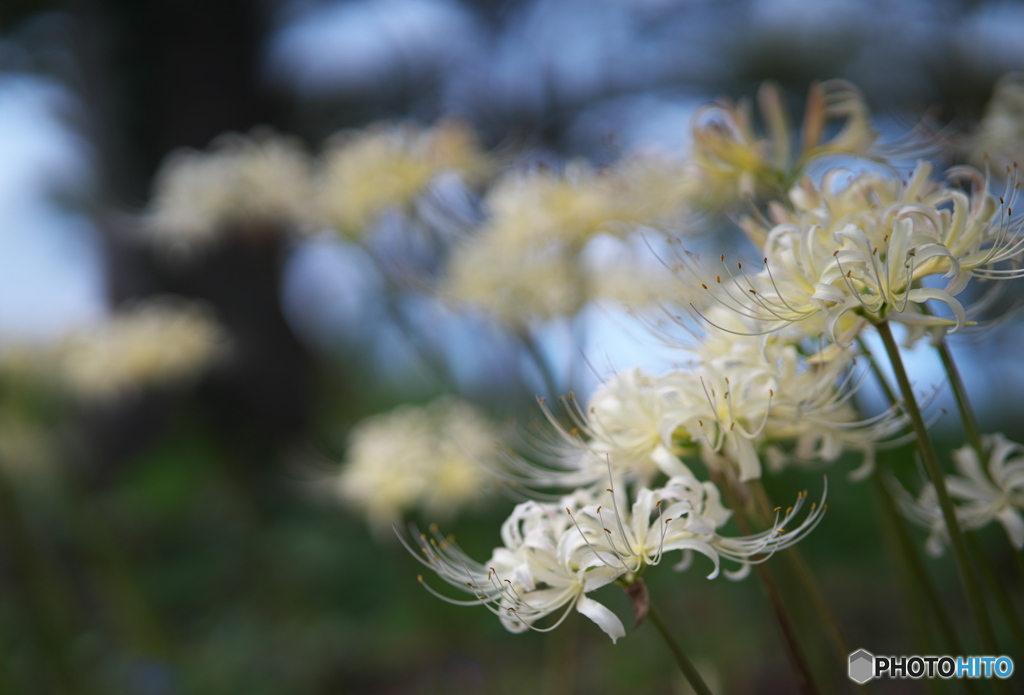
(576, 595, 626, 644)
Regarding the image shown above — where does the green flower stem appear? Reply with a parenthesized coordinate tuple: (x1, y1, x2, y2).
(871, 479, 945, 695)
(58, 475, 171, 659)
(746, 482, 858, 679)
(935, 340, 985, 458)
(716, 473, 821, 694)
(646, 600, 715, 695)
(859, 338, 974, 665)
(875, 322, 1002, 665)
(0, 470, 81, 693)
(748, 482, 850, 657)
(855, 337, 898, 405)
(870, 471, 975, 665)
(967, 534, 1024, 656)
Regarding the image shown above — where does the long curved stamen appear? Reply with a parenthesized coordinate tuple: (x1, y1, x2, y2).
(738, 388, 774, 439)
(689, 303, 785, 337)
(762, 256, 815, 318)
(833, 250, 877, 314)
(604, 460, 639, 559)
(697, 378, 728, 451)
(566, 507, 630, 571)
(511, 595, 582, 634)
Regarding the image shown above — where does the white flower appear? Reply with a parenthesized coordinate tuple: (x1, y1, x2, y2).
(969, 72, 1024, 173)
(662, 333, 903, 481)
(477, 163, 645, 252)
(317, 120, 489, 238)
(688, 161, 1024, 345)
(899, 433, 1024, 555)
(565, 475, 827, 581)
(509, 328, 901, 489)
(408, 469, 826, 644)
(685, 80, 879, 209)
(910, 166, 1024, 285)
(564, 369, 694, 481)
(498, 366, 698, 496)
(746, 339, 909, 479)
(441, 160, 683, 328)
(659, 342, 775, 482)
(442, 233, 587, 327)
(55, 297, 225, 399)
(147, 130, 313, 254)
(406, 494, 626, 643)
(336, 396, 499, 530)
(564, 477, 729, 576)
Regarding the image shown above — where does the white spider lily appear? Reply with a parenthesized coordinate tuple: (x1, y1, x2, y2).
(753, 342, 910, 479)
(317, 120, 490, 238)
(406, 474, 826, 643)
(507, 331, 903, 488)
(906, 165, 1024, 284)
(404, 496, 627, 643)
(664, 335, 905, 481)
(336, 397, 499, 531)
(899, 433, 1024, 555)
(498, 371, 695, 495)
(564, 477, 731, 577)
(707, 220, 963, 346)
(572, 369, 695, 482)
(660, 363, 774, 482)
(685, 80, 880, 208)
(147, 130, 314, 254)
(565, 476, 827, 581)
(688, 162, 1024, 346)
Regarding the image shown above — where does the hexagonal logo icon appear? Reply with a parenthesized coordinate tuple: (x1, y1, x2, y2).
(849, 649, 875, 684)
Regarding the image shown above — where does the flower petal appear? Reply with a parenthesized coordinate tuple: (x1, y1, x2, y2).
(576, 595, 626, 643)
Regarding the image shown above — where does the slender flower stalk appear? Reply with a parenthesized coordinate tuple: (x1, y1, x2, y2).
(646, 597, 715, 695)
(0, 470, 81, 693)
(858, 338, 973, 664)
(967, 534, 1024, 655)
(59, 476, 172, 658)
(746, 481, 855, 673)
(935, 340, 985, 458)
(871, 470, 971, 659)
(875, 322, 1002, 666)
(873, 475, 951, 695)
(714, 472, 821, 695)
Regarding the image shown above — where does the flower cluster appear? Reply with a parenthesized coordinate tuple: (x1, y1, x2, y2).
(683, 160, 1024, 347)
(502, 322, 904, 496)
(407, 474, 824, 642)
(317, 119, 491, 239)
(969, 73, 1024, 174)
(139, 78, 1024, 650)
(54, 297, 226, 399)
(441, 159, 684, 328)
(683, 80, 880, 208)
(408, 81, 958, 644)
(147, 130, 314, 254)
(898, 433, 1024, 556)
(146, 120, 491, 259)
(335, 396, 501, 532)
